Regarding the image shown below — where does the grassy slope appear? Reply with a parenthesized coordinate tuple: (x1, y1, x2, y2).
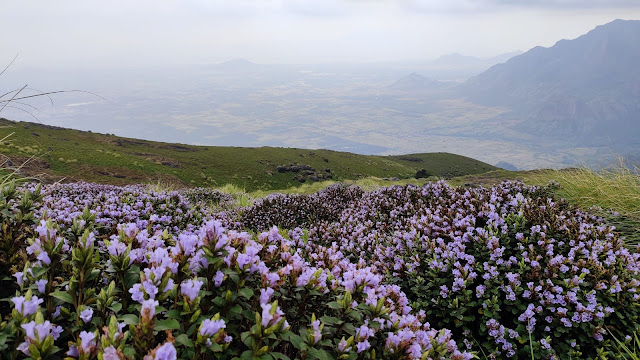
(523, 167, 640, 246)
(0, 119, 496, 191)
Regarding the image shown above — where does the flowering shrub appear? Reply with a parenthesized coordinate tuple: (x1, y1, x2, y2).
(307, 181, 640, 358)
(180, 188, 234, 209)
(239, 184, 363, 231)
(0, 181, 467, 359)
(1, 179, 638, 359)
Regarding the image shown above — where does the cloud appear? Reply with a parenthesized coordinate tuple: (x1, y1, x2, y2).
(399, 0, 640, 12)
(2, 0, 640, 68)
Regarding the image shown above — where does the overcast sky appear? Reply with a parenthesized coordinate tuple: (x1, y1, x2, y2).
(2, 0, 640, 68)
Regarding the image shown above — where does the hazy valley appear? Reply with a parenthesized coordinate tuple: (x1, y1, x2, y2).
(3, 20, 639, 170)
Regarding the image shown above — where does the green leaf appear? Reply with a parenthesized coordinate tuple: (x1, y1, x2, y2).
(223, 268, 239, 284)
(241, 331, 255, 349)
(286, 333, 305, 350)
(51, 291, 73, 304)
(270, 352, 291, 360)
(109, 302, 122, 313)
(308, 348, 332, 360)
(165, 310, 181, 319)
(346, 310, 362, 322)
(174, 334, 194, 348)
(327, 302, 341, 310)
(154, 319, 181, 331)
(123, 346, 135, 358)
(239, 287, 254, 300)
(229, 304, 243, 319)
(87, 269, 101, 282)
(119, 314, 139, 325)
(30, 266, 48, 279)
(319, 316, 342, 326)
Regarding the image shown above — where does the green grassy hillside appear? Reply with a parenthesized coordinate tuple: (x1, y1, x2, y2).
(0, 119, 496, 191)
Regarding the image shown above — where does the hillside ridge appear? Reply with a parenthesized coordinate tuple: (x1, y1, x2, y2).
(0, 118, 496, 191)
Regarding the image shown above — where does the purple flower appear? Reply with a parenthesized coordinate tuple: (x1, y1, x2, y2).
(67, 345, 79, 357)
(311, 320, 322, 344)
(475, 285, 486, 298)
(12, 296, 43, 316)
(80, 307, 94, 323)
(129, 284, 145, 302)
(203, 220, 225, 243)
(37, 251, 51, 265)
(440, 285, 449, 298)
(200, 319, 226, 336)
(13, 272, 25, 286)
(11, 296, 25, 315)
(123, 223, 138, 239)
(261, 303, 274, 327)
(260, 287, 274, 305)
(260, 302, 286, 328)
(102, 346, 120, 360)
(214, 271, 224, 287)
(338, 338, 350, 352)
(356, 340, 371, 353)
(17, 341, 30, 355)
(82, 232, 95, 248)
(52, 325, 63, 340)
(180, 279, 203, 302)
(107, 239, 127, 256)
(142, 281, 159, 299)
(35, 279, 47, 294)
(356, 325, 374, 341)
(141, 299, 159, 319)
(177, 233, 199, 256)
(296, 268, 314, 287)
(79, 331, 96, 353)
(21, 321, 36, 340)
(540, 338, 551, 350)
(154, 342, 177, 360)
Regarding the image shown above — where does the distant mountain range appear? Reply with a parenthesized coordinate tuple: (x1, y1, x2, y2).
(429, 51, 523, 70)
(462, 19, 640, 149)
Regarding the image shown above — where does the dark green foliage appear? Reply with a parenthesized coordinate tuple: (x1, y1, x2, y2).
(0, 181, 41, 313)
(414, 169, 430, 179)
(239, 184, 363, 231)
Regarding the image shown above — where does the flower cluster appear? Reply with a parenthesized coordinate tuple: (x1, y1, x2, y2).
(304, 180, 640, 358)
(1, 180, 472, 359)
(3, 179, 638, 359)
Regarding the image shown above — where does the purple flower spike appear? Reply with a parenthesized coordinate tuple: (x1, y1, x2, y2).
(141, 299, 159, 319)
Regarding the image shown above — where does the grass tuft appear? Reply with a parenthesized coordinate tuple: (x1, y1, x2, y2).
(145, 179, 184, 193)
(524, 161, 640, 245)
(216, 183, 253, 207)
